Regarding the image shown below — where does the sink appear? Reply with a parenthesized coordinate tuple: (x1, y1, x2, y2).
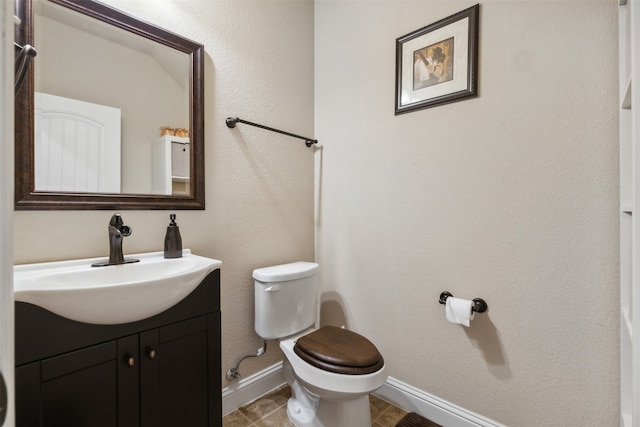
(14, 250, 222, 325)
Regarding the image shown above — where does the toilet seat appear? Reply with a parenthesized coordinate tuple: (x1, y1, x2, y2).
(280, 335, 387, 397)
(294, 326, 384, 375)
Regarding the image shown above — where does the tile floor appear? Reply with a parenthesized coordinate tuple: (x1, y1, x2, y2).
(222, 385, 410, 427)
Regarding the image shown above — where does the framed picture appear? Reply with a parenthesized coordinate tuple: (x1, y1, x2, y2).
(395, 4, 479, 115)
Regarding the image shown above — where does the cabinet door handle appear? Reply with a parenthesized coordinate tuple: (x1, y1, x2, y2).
(147, 348, 156, 360)
(124, 355, 135, 367)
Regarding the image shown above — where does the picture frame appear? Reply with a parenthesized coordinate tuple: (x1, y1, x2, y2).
(395, 4, 479, 115)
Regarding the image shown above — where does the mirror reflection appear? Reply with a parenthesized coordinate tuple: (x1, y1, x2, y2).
(34, 0, 190, 195)
(15, 0, 205, 210)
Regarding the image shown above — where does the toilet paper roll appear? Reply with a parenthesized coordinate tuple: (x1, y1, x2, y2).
(445, 297, 475, 327)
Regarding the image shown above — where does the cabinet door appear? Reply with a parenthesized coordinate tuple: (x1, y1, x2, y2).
(117, 335, 141, 426)
(43, 341, 119, 426)
(15, 336, 139, 427)
(15, 363, 40, 426)
(140, 314, 220, 427)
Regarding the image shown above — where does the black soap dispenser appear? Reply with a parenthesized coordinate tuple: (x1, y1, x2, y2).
(164, 213, 182, 258)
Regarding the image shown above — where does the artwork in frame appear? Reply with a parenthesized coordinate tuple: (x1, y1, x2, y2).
(395, 4, 479, 115)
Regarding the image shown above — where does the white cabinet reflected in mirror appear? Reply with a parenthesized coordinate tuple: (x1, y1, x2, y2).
(152, 135, 190, 196)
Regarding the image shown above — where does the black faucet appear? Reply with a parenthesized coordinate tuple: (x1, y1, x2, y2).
(92, 214, 139, 267)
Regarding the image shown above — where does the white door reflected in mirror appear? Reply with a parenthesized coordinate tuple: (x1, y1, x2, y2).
(35, 92, 121, 193)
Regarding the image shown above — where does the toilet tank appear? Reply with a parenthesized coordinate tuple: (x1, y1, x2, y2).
(254, 262, 319, 339)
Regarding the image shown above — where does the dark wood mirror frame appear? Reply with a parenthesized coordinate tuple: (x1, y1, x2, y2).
(14, 0, 205, 210)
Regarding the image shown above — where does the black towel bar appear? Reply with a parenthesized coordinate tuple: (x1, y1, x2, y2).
(439, 291, 488, 313)
(226, 117, 318, 147)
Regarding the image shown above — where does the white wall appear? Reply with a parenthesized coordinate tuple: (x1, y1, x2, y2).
(315, 1, 619, 425)
(14, 0, 315, 389)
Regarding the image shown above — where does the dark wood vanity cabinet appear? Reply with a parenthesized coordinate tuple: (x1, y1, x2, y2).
(15, 270, 221, 427)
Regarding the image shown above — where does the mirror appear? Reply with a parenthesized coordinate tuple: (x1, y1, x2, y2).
(15, 0, 205, 209)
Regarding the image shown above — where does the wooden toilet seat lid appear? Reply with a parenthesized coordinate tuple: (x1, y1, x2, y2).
(293, 326, 384, 375)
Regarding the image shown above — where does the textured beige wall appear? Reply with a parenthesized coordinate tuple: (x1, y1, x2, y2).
(315, 1, 619, 425)
(14, 0, 315, 389)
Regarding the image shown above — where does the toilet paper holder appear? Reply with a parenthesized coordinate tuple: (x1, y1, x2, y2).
(439, 291, 488, 313)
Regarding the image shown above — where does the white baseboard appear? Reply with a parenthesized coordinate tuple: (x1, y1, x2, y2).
(222, 364, 507, 427)
(374, 377, 508, 427)
(222, 362, 285, 416)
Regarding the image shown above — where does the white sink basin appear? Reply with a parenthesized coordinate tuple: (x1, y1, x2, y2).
(14, 250, 222, 325)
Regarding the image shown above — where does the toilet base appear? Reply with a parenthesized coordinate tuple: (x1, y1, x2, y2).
(287, 389, 371, 427)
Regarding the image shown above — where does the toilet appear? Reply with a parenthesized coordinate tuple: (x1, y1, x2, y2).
(254, 262, 387, 427)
